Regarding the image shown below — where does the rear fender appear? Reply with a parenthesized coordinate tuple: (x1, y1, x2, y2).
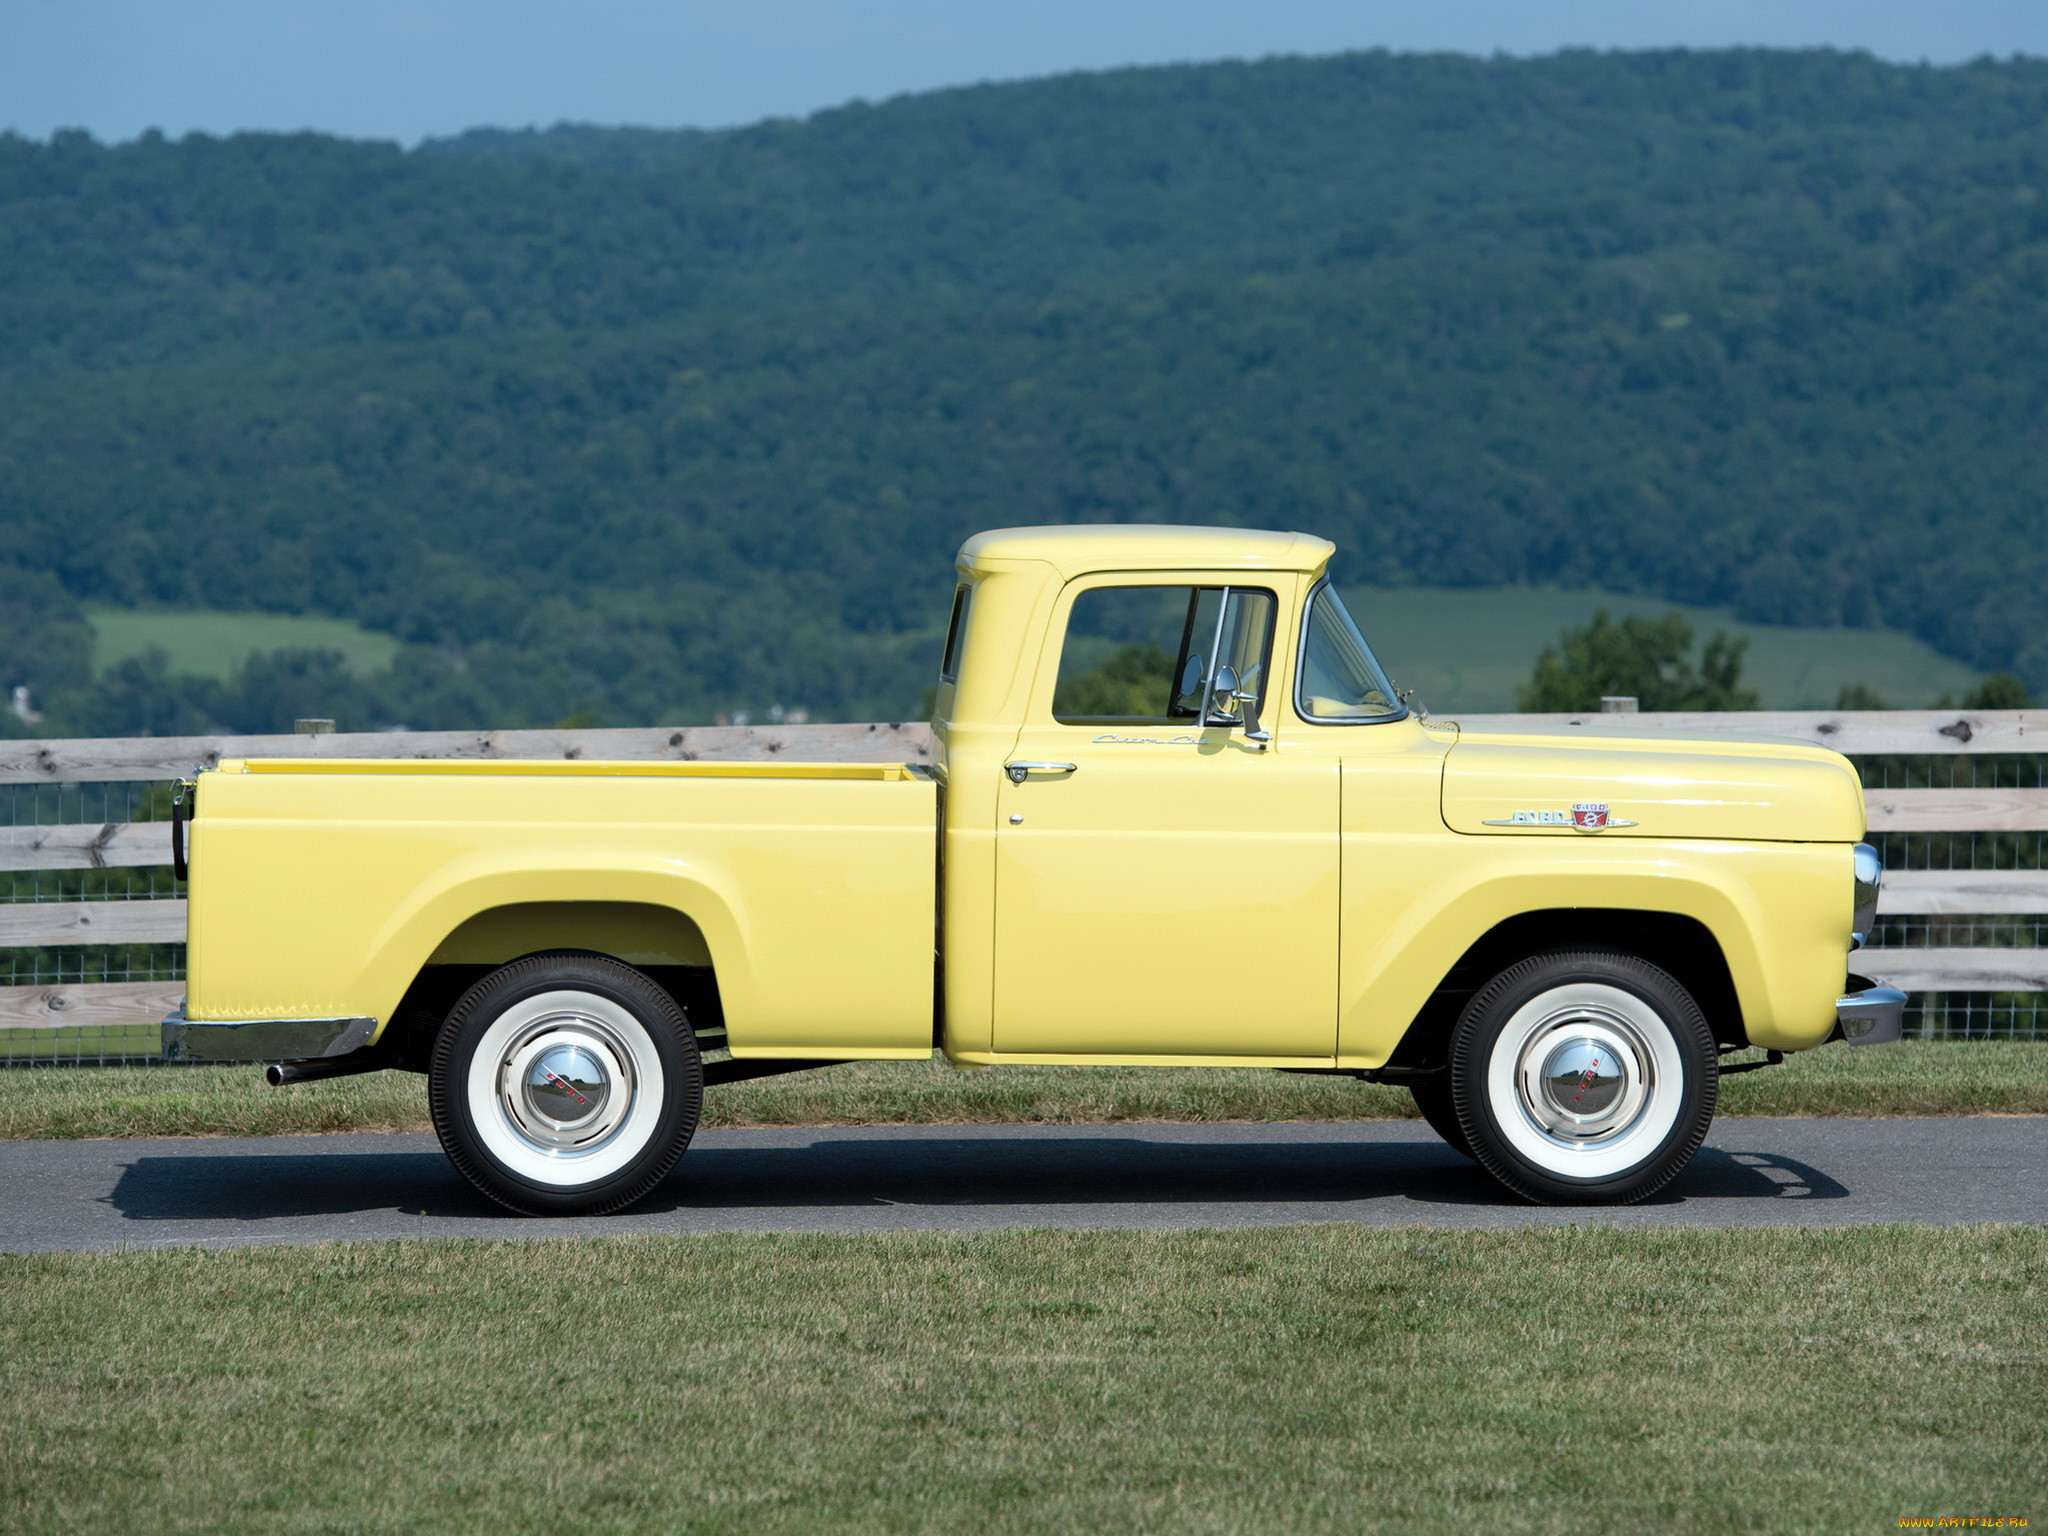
(357, 853, 748, 1045)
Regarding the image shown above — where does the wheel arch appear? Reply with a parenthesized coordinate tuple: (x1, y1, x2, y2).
(358, 868, 747, 1061)
(1384, 908, 1746, 1075)
(424, 900, 713, 969)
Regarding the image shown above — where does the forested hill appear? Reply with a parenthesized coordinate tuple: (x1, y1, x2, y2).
(5, 48, 2048, 732)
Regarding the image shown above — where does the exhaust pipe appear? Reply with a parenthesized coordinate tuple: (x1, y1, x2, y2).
(266, 1056, 389, 1086)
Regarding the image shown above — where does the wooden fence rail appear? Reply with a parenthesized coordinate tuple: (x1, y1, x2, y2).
(4, 713, 2046, 1040)
(0, 901, 187, 948)
(0, 823, 173, 869)
(1452, 709, 2048, 754)
(0, 982, 183, 1033)
(0, 722, 932, 786)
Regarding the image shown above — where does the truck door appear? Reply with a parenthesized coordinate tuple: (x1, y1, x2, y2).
(991, 576, 1339, 1059)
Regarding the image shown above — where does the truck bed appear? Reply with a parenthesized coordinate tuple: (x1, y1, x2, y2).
(184, 759, 938, 1058)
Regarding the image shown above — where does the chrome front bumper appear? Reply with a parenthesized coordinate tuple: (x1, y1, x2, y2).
(161, 1004, 376, 1063)
(1836, 985, 1907, 1046)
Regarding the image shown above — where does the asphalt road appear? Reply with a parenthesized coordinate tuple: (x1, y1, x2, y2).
(1, 1117, 2041, 1253)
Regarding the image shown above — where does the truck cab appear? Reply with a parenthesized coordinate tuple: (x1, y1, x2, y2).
(168, 524, 1900, 1214)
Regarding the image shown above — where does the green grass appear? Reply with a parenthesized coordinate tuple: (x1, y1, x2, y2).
(2, 1042, 2042, 1141)
(1347, 583, 1983, 712)
(2, 1225, 2040, 1534)
(85, 604, 401, 681)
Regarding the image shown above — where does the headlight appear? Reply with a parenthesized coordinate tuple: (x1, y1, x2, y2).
(1851, 842, 1882, 949)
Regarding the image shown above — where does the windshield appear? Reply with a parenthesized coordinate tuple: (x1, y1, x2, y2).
(1297, 584, 1403, 721)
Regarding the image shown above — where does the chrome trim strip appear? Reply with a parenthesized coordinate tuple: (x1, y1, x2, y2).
(1835, 985, 1906, 1046)
(1480, 815, 1640, 829)
(161, 1004, 377, 1063)
(1197, 584, 1234, 726)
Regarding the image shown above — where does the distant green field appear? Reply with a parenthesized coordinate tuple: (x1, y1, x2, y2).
(1348, 584, 1982, 713)
(85, 607, 401, 681)
(82, 585, 1978, 708)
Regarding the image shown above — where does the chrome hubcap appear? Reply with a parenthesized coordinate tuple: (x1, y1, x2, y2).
(1539, 1038, 1623, 1118)
(1514, 1006, 1653, 1146)
(526, 1044, 611, 1127)
(496, 1014, 637, 1157)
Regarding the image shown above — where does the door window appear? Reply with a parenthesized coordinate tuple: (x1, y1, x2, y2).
(1052, 584, 1275, 725)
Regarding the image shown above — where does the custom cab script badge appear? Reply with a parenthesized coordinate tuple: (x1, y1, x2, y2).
(1482, 802, 1638, 830)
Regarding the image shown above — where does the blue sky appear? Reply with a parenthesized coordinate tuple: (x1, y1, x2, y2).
(7, 1, 2048, 145)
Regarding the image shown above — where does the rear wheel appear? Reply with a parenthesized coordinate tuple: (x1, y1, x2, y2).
(1449, 950, 1716, 1205)
(429, 953, 703, 1216)
(1408, 1076, 1471, 1158)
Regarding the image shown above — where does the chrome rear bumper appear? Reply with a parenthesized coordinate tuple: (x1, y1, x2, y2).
(1835, 985, 1907, 1046)
(161, 1004, 376, 1063)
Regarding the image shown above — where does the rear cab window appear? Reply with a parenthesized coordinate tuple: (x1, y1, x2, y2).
(939, 583, 973, 682)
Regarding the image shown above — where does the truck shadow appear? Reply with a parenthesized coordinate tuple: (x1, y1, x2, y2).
(664, 1138, 1848, 1212)
(100, 1134, 1846, 1224)
(103, 1150, 499, 1223)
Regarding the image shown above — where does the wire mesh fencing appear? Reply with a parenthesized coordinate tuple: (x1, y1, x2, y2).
(1, 777, 191, 1067)
(1855, 753, 2048, 791)
(0, 779, 176, 828)
(0, 1024, 172, 1067)
(1902, 993, 2048, 1042)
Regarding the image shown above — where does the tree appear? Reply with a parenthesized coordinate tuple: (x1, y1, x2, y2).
(0, 569, 93, 695)
(1517, 610, 1759, 712)
(1961, 672, 2033, 710)
(8, 50, 2044, 732)
(1834, 683, 1891, 710)
(1052, 643, 1174, 719)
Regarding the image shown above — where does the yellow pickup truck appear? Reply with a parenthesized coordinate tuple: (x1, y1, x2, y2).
(165, 525, 1901, 1214)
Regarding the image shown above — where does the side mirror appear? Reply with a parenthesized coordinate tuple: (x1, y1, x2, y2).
(1204, 665, 1271, 746)
(1208, 665, 1243, 722)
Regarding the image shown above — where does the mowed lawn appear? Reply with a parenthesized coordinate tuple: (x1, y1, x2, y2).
(2, 1041, 2044, 1140)
(3, 1225, 2040, 1535)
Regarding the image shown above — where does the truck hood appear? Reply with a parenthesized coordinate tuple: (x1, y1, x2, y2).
(1438, 721, 1866, 843)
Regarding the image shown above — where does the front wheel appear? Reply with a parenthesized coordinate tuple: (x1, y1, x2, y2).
(1449, 950, 1717, 1205)
(429, 953, 703, 1216)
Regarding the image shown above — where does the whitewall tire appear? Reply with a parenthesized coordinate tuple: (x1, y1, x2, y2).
(1449, 950, 1717, 1205)
(430, 953, 703, 1216)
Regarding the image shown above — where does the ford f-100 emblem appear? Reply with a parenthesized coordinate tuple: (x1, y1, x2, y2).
(1482, 802, 1638, 830)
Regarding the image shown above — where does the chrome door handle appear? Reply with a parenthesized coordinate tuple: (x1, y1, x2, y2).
(1005, 761, 1078, 784)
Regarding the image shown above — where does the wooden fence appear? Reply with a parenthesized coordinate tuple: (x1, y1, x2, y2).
(3, 710, 2044, 1044)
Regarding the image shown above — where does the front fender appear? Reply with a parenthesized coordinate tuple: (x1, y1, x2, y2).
(1337, 838, 1848, 1065)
